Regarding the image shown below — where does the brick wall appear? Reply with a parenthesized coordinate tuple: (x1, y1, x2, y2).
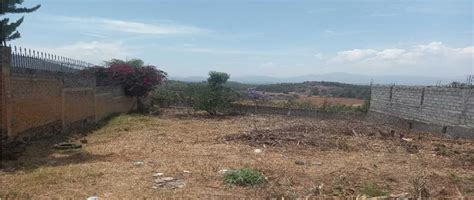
(9, 71, 63, 134)
(1, 47, 10, 139)
(370, 85, 474, 131)
(95, 86, 136, 121)
(63, 89, 95, 125)
(0, 47, 136, 140)
(0, 65, 5, 132)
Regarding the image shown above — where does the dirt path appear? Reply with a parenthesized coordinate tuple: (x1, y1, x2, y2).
(1, 108, 473, 198)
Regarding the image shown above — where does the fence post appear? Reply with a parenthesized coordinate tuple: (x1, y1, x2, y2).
(1, 46, 12, 139)
(460, 88, 472, 126)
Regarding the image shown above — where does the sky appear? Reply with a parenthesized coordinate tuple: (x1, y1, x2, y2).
(6, 0, 474, 78)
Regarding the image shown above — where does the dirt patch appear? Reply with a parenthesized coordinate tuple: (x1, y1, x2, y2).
(224, 119, 421, 153)
(224, 124, 355, 151)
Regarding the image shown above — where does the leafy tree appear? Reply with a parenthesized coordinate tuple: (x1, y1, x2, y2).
(310, 87, 320, 96)
(153, 80, 204, 107)
(105, 58, 145, 68)
(207, 71, 230, 87)
(193, 71, 239, 115)
(0, 0, 40, 46)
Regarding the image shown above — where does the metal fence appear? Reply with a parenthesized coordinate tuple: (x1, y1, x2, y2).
(10, 46, 94, 72)
(433, 75, 474, 89)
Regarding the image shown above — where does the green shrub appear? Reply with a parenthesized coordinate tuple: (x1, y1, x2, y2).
(223, 168, 266, 187)
(359, 183, 389, 197)
(352, 99, 370, 113)
(433, 143, 458, 157)
(192, 71, 240, 115)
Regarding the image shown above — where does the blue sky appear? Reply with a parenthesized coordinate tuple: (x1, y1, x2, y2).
(7, 0, 474, 78)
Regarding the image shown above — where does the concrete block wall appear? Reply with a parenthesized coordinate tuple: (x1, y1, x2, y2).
(370, 85, 474, 130)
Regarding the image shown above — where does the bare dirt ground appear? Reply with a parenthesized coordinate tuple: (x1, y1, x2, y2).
(1, 108, 473, 199)
(297, 96, 364, 106)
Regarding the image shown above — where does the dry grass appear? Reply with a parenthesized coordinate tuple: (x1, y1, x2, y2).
(1, 108, 473, 199)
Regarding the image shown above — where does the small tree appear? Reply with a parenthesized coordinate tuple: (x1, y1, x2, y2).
(284, 94, 299, 116)
(193, 71, 239, 115)
(207, 71, 230, 87)
(310, 87, 320, 96)
(0, 0, 41, 46)
(245, 88, 268, 113)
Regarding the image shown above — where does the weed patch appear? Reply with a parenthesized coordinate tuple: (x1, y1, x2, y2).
(359, 183, 389, 197)
(223, 168, 266, 187)
(433, 143, 459, 157)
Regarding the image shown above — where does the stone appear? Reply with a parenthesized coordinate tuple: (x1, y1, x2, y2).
(0, 167, 16, 173)
(389, 193, 409, 199)
(167, 179, 186, 189)
(153, 172, 164, 177)
(183, 170, 191, 174)
(153, 177, 186, 189)
(155, 177, 175, 183)
(295, 160, 305, 165)
(52, 142, 82, 150)
(86, 196, 98, 200)
(254, 149, 263, 153)
(47, 160, 58, 165)
(310, 161, 323, 166)
(133, 161, 144, 166)
(218, 169, 234, 175)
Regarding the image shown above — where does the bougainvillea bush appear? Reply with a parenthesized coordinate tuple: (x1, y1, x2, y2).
(107, 64, 167, 97)
(83, 63, 167, 112)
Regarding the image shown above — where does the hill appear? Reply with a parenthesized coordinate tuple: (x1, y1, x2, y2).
(161, 80, 370, 99)
(171, 72, 466, 85)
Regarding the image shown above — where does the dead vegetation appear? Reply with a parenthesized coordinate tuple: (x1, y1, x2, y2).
(0, 108, 473, 198)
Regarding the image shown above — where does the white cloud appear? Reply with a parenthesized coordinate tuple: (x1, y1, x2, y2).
(57, 16, 208, 35)
(80, 32, 109, 39)
(330, 49, 377, 62)
(101, 19, 207, 35)
(374, 49, 406, 60)
(327, 42, 473, 76)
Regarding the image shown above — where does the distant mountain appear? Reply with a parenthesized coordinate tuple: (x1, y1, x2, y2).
(170, 73, 466, 86)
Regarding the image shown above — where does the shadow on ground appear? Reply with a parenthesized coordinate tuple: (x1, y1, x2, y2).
(0, 114, 124, 172)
